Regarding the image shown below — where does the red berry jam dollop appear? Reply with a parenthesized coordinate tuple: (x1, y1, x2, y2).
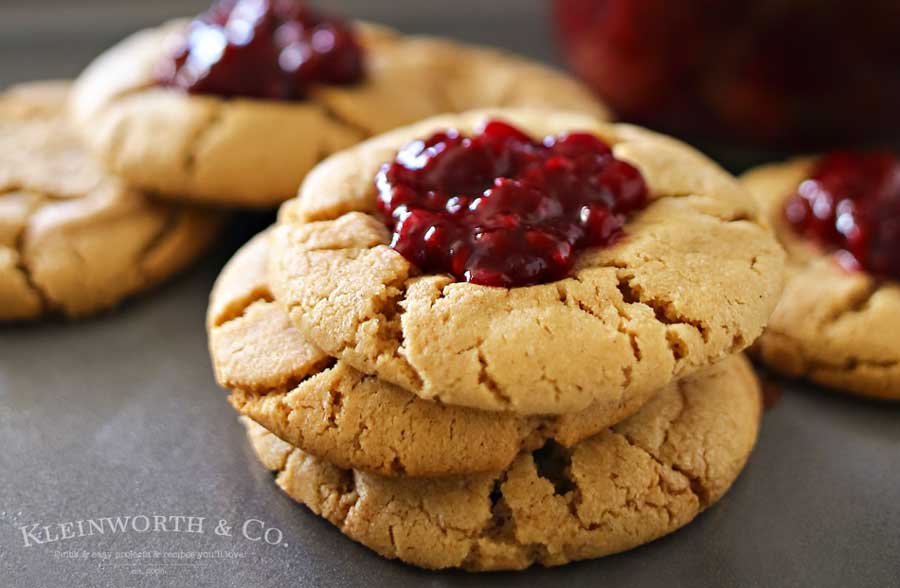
(784, 152, 900, 279)
(157, 0, 364, 99)
(375, 121, 649, 287)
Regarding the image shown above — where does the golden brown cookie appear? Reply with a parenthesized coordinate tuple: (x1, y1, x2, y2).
(69, 20, 607, 208)
(0, 82, 224, 321)
(243, 354, 762, 571)
(209, 230, 662, 477)
(743, 159, 900, 400)
(269, 109, 785, 415)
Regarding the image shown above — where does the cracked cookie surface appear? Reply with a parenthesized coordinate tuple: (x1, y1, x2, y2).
(743, 159, 900, 400)
(243, 353, 762, 571)
(0, 81, 223, 321)
(69, 21, 608, 208)
(209, 230, 662, 476)
(269, 110, 785, 414)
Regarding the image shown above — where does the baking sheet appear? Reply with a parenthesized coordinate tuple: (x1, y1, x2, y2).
(2, 3, 899, 585)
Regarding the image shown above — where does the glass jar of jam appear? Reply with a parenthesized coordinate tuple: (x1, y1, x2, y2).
(552, 0, 900, 153)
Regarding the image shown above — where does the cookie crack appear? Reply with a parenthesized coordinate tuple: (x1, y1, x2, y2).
(643, 379, 691, 462)
(228, 356, 338, 402)
(184, 104, 226, 177)
(533, 441, 576, 496)
(587, 470, 673, 531)
(326, 469, 360, 528)
(472, 473, 518, 547)
(612, 430, 706, 507)
(84, 82, 160, 173)
(818, 280, 882, 334)
(305, 263, 424, 392)
(559, 280, 641, 389)
(11, 216, 53, 313)
(615, 269, 711, 344)
(653, 192, 762, 226)
(386, 523, 399, 553)
(608, 269, 697, 368)
(212, 287, 275, 327)
(95, 81, 158, 117)
(314, 99, 373, 142)
(374, 392, 422, 475)
(413, 495, 475, 539)
(1, 185, 89, 202)
(658, 381, 711, 503)
(232, 358, 435, 478)
(324, 387, 344, 429)
(281, 237, 421, 390)
(748, 255, 764, 277)
(811, 356, 900, 370)
(134, 206, 181, 278)
(764, 329, 900, 374)
(572, 385, 707, 531)
(476, 343, 512, 407)
(576, 456, 687, 538)
(102, 110, 134, 173)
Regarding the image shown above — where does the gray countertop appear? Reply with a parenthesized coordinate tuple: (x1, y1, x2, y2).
(1, 3, 899, 587)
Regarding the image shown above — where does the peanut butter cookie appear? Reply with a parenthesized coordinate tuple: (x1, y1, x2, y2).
(0, 82, 223, 321)
(270, 109, 785, 414)
(743, 155, 900, 400)
(70, 1, 607, 208)
(243, 354, 762, 570)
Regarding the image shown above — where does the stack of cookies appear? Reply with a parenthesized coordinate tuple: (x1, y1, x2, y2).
(208, 109, 786, 570)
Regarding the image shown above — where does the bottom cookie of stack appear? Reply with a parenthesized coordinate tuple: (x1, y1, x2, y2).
(241, 355, 761, 571)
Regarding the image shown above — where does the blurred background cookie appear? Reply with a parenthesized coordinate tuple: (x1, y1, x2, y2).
(743, 155, 900, 400)
(0, 81, 224, 321)
(68, 0, 607, 208)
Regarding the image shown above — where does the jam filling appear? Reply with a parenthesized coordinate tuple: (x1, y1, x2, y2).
(157, 0, 364, 99)
(784, 152, 900, 280)
(375, 121, 648, 288)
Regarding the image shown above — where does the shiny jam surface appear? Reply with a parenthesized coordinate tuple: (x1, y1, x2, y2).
(375, 120, 649, 288)
(784, 152, 900, 279)
(157, 0, 364, 99)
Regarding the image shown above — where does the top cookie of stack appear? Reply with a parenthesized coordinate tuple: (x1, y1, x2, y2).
(68, 0, 607, 208)
(268, 109, 785, 416)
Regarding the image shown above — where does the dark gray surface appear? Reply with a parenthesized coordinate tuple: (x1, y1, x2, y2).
(1, 2, 899, 587)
